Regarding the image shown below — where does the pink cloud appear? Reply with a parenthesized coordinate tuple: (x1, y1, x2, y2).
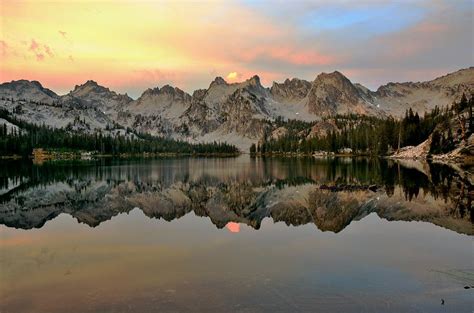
(373, 20, 450, 60)
(27, 39, 54, 61)
(44, 45, 54, 57)
(270, 48, 336, 66)
(0, 40, 7, 57)
(28, 39, 39, 52)
(238, 46, 337, 66)
(414, 22, 447, 33)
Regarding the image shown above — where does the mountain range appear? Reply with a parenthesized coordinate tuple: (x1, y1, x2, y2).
(1, 67, 472, 150)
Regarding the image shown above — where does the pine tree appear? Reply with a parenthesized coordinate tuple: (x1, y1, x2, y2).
(458, 93, 468, 112)
(249, 143, 256, 154)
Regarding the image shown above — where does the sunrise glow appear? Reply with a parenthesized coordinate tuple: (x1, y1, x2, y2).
(0, 0, 471, 97)
(226, 72, 239, 81)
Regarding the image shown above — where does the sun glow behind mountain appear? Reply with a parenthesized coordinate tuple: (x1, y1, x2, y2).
(226, 72, 239, 81)
(0, 0, 472, 97)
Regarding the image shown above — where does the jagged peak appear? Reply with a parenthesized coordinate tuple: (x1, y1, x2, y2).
(273, 77, 310, 87)
(246, 75, 261, 87)
(192, 88, 207, 99)
(141, 86, 160, 96)
(311, 71, 359, 93)
(160, 84, 184, 94)
(161, 84, 175, 93)
(270, 77, 312, 101)
(314, 70, 348, 82)
(84, 80, 99, 86)
(73, 80, 109, 93)
(69, 81, 133, 103)
(209, 76, 228, 88)
(138, 84, 191, 100)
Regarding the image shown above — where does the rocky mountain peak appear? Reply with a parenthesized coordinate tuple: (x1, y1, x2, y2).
(311, 71, 363, 97)
(84, 80, 99, 87)
(139, 85, 190, 100)
(160, 84, 188, 96)
(306, 71, 376, 116)
(239, 75, 266, 96)
(133, 85, 192, 120)
(2, 79, 53, 93)
(68, 80, 132, 112)
(142, 87, 160, 97)
(72, 80, 111, 95)
(270, 78, 312, 101)
(313, 71, 351, 85)
(210, 77, 228, 88)
(1, 67, 472, 151)
(247, 75, 261, 87)
(0, 79, 58, 103)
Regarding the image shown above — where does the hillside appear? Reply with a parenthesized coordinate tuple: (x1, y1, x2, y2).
(0, 67, 472, 150)
(252, 95, 474, 162)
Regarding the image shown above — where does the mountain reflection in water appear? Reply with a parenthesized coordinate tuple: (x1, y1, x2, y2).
(0, 157, 472, 235)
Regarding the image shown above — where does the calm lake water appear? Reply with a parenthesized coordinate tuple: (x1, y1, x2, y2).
(0, 156, 472, 313)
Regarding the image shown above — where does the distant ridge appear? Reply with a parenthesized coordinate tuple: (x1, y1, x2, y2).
(1, 67, 472, 149)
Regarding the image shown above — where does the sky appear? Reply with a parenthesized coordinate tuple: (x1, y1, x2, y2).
(0, 0, 472, 98)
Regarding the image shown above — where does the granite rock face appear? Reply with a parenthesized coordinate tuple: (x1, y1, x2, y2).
(1, 68, 472, 150)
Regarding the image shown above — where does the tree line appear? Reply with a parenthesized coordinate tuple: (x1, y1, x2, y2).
(251, 94, 473, 156)
(0, 110, 239, 156)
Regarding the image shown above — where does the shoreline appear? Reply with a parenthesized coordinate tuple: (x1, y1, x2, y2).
(249, 151, 473, 163)
(0, 151, 241, 161)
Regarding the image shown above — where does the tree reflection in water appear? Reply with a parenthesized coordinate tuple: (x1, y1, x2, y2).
(0, 157, 472, 234)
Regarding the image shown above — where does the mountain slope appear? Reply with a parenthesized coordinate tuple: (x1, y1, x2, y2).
(305, 71, 380, 116)
(0, 80, 121, 132)
(0, 67, 472, 150)
(375, 67, 474, 116)
(0, 80, 59, 104)
(69, 80, 133, 114)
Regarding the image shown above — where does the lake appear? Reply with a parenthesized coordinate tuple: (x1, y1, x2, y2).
(0, 156, 472, 313)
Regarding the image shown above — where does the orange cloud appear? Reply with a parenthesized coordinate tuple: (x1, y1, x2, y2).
(0, 0, 334, 94)
(3, 0, 465, 97)
(239, 46, 336, 66)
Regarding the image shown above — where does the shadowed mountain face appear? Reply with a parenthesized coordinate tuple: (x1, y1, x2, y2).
(0, 157, 472, 235)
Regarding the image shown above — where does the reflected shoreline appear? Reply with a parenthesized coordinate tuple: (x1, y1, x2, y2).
(0, 157, 472, 235)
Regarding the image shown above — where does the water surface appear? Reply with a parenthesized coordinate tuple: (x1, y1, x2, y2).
(0, 157, 472, 313)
